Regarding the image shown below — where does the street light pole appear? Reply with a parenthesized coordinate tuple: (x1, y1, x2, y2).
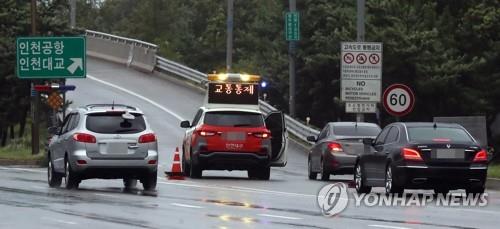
(356, 0, 365, 122)
(226, 0, 234, 72)
(30, 0, 40, 155)
(288, 0, 296, 117)
(69, 0, 76, 29)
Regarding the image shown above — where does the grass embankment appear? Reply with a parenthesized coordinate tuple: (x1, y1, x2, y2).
(0, 123, 47, 166)
(488, 164, 500, 179)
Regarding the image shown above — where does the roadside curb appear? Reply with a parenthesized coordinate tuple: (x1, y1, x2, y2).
(487, 178, 500, 190)
(0, 159, 43, 167)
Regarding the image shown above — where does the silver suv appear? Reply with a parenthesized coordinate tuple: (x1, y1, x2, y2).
(47, 104, 158, 191)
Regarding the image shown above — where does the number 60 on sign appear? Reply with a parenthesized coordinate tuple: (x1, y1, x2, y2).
(382, 84, 415, 117)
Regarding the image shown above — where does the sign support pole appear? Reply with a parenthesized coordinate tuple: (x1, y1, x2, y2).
(30, 0, 39, 155)
(288, 0, 296, 117)
(356, 0, 365, 122)
(226, 0, 234, 72)
(70, 0, 76, 29)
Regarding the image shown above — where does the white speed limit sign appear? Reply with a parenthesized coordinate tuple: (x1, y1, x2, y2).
(383, 84, 415, 117)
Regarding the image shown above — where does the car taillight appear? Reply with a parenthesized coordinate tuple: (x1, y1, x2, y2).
(473, 149, 488, 162)
(199, 131, 216, 136)
(432, 138, 451, 142)
(148, 160, 157, 165)
(77, 160, 87, 165)
(252, 132, 270, 139)
(73, 133, 96, 143)
(328, 142, 343, 153)
(401, 148, 423, 161)
(139, 133, 156, 143)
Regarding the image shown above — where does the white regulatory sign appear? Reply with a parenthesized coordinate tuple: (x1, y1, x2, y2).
(345, 102, 377, 113)
(341, 80, 381, 102)
(341, 42, 382, 104)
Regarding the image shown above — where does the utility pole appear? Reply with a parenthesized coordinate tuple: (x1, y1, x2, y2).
(288, 0, 296, 117)
(69, 0, 76, 29)
(356, 0, 365, 122)
(226, 0, 234, 72)
(31, 0, 39, 155)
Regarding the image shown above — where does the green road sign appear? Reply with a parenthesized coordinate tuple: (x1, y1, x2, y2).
(16, 36, 86, 79)
(285, 12, 300, 41)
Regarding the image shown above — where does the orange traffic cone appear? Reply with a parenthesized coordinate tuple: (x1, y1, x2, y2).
(164, 147, 185, 180)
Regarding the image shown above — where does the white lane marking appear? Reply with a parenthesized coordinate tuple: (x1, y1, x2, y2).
(41, 217, 77, 225)
(158, 180, 316, 198)
(171, 203, 204, 209)
(456, 208, 500, 215)
(94, 193, 115, 198)
(31, 185, 46, 190)
(368, 225, 411, 229)
(87, 74, 185, 121)
(0, 167, 45, 173)
(258, 214, 302, 220)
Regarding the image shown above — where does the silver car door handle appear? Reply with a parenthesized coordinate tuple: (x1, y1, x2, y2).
(128, 145, 139, 149)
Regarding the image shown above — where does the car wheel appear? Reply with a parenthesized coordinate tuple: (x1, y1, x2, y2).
(258, 167, 271, 180)
(320, 157, 330, 181)
(355, 162, 371, 194)
(433, 188, 449, 196)
(385, 164, 403, 195)
(190, 162, 202, 179)
(308, 157, 317, 180)
(47, 159, 62, 188)
(123, 178, 137, 190)
(142, 172, 157, 191)
(182, 151, 191, 177)
(247, 168, 258, 179)
(64, 159, 80, 189)
(466, 183, 485, 195)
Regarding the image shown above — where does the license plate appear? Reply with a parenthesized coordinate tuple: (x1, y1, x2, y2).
(225, 132, 246, 141)
(226, 143, 243, 150)
(433, 149, 465, 159)
(103, 143, 128, 154)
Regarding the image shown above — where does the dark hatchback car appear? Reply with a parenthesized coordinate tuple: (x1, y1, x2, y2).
(355, 122, 488, 195)
(307, 122, 381, 180)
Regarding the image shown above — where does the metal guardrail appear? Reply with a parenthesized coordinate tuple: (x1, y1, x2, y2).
(85, 30, 320, 144)
(85, 30, 158, 49)
(156, 56, 207, 85)
(259, 101, 320, 141)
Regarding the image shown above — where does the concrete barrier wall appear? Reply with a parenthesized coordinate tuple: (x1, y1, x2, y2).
(86, 35, 130, 65)
(85, 30, 157, 72)
(130, 44, 157, 72)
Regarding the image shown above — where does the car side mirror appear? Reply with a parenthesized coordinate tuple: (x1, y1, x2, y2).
(363, 138, 374, 145)
(48, 126, 59, 135)
(306, 136, 317, 142)
(180, 120, 191, 128)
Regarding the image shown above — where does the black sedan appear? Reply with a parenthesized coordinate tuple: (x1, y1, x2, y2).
(307, 122, 381, 180)
(355, 122, 488, 195)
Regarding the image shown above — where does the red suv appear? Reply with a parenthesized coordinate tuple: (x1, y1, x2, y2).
(181, 107, 286, 180)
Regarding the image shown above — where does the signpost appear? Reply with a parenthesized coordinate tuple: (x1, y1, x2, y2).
(382, 84, 415, 117)
(341, 42, 382, 114)
(16, 37, 86, 79)
(285, 12, 300, 41)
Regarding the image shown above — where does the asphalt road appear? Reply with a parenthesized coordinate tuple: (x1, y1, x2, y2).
(1, 58, 500, 229)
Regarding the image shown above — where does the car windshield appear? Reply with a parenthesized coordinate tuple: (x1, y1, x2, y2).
(407, 127, 474, 142)
(332, 125, 381, 137)
(86, 113, 146, 134)
(204, 111, 264, 127)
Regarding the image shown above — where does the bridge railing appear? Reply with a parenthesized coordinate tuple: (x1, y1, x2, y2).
(85, 30, 320, 144)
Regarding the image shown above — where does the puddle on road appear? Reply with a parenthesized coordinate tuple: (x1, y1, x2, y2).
(206, 213, 330, 229)
(0, 186, 159, 209)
